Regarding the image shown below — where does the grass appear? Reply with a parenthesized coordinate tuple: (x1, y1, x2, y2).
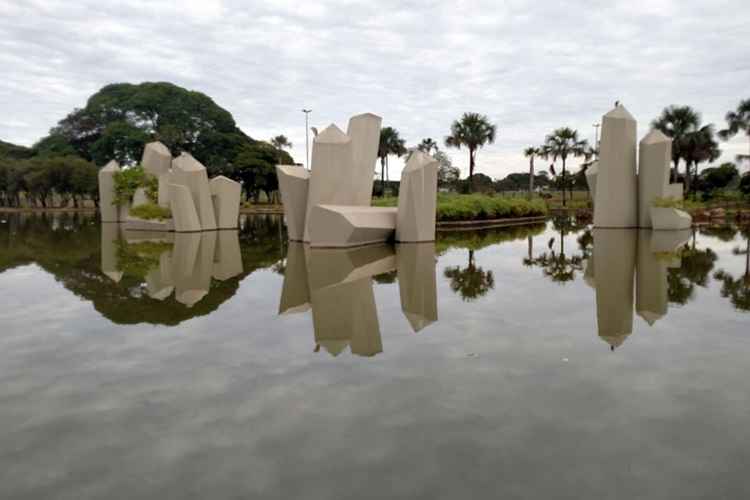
(373, 193, 548, 221)
(130, 203, 172, 220)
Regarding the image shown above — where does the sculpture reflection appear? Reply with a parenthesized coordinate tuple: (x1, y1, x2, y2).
(589, 228, 691, 349)
(278, 242, 438, 357)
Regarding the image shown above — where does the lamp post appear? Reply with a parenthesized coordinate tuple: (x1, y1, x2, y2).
(302, 109, 312, 170)
(593, 122, 600, 157)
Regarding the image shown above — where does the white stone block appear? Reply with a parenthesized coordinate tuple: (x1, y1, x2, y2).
(98, 160, 120, 222)
(397, 242, 437, 332)
(100, 223, 123, 282)
(307, 205, 397, 247)
(347, 113, 382, 206)
(209, 175, 241, 229)
(396, 151, 438, 242)
(141, 141, 172, 177)
(169, 183, 201, 232)
(304, 124, 355, 241)
(132, 187, 149, 208)
(212, 230, 243, 280)
(650, 207, 692, 230)
(276, 165, 310, 241)
(158, 171, 172, 207)
(172, 152, 217, 231)
(638, 130, 671, 228)
(594, 105, 638, 228)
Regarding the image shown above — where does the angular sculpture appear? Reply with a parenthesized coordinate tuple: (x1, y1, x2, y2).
(98, 160, 121, 222)
(635, 230, 668, 325)
(303, 125, 355, 241)
(638, 130, 671, 228)
(169, 184, 201, 232)
(396, 151, 439, 242)
(593, 229, 636, 349)
(347, 113, 382, 206)
(594, 105, 638, 228)
(141, 141, 172, 177)
(132, 187, 149, 208)
(397, 243, 437, 332)
(278, 242, 311, 314)
(157, 172, 172, 208)
(209, 176, 241, 229)
(212, 229, 243, 281)
(172, 152, 217, 231)
(276, 165, 310, 241)
(651, 206, 692, 230)
(307, 205, 397, 247)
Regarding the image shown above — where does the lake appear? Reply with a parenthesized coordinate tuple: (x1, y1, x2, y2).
(0, 213, 748, 499)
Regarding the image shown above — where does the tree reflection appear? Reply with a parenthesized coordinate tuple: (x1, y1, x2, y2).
(444, 249, 495, 301)
(713, 227, 750, 311)
(524, 216, 585, 283)
(667, 244, 718, 304)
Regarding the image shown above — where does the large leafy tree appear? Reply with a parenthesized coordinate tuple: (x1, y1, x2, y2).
(651, 105, 701, 182)
(270, 135, 292, 152)
(445, 113, 497, 192)
(377, 126, 406, 194)
(540, 127, 588, 206)
(718, 98, 750, 169)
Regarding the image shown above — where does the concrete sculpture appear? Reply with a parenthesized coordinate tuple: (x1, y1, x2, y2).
(98, 160, 121, 222)
(276, 165, 310, 241)
(100, 223, 123, 282)
(594, 106, 638, 228)
(593, 229, 636, 349)
(277, 241, 438, 356)
(396, 152, 439, 242)
(276, 112, 438, 248)
(99, 143, 242, 233)
(591, 105, 693, 231)
(209, 176, 241, 229)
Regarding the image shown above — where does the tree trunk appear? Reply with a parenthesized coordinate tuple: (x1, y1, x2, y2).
(468, 249, 475, 269)
(527, 236, 533, 260)
(685, 161, 692, 195)
(562, 158, 567, 207)
(468, 148, 475, 193)
(380, 156, 386, 196)
(528, 156, 535, 198)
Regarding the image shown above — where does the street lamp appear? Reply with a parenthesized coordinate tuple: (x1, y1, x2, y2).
(592, 122, 600, 157)
(302, 109, 312, 170)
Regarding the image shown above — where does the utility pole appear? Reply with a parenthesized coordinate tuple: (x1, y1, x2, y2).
(302, 109, 312, 170)
(592, 122, 600, 157)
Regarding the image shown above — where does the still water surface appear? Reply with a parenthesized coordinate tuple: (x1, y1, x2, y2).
(0, 213, 748, 499)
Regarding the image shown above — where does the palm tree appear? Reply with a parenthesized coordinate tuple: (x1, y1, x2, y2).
(681, 125, 721, 195)
(718, 98, 750, 171)
(445, 113, 497, 192)
(270, 135, 292, 151)
(418, 138, 439, 154)
(652, 105, 701, 182)
(540, 128, 589, 207)
(523, 146, 542, 197)
(443, 250, 495, 301)
(377, 127, 406, 195)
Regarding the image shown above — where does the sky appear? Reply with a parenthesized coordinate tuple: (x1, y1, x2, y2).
(1, 0, 749, 180)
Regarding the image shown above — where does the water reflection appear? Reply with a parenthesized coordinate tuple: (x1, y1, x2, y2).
(278, 242, 437, 357)
(713, 226, 750, 311)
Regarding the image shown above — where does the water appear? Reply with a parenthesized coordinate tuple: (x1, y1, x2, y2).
(0, 213, 748, 499)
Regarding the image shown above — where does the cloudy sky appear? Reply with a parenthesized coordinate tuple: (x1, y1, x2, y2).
(1, 0, 748, 179)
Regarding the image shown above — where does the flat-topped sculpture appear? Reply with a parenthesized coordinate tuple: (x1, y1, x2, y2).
(98, 141, 241, 233)
(276, 113, 438, 247)
(590, 104, 692, 231)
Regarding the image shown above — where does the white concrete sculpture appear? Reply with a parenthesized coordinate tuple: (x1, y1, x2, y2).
(169, 184, 201, 232)
(157, 172, 172, 208)
(397, 243, 437, 332)
(209, 176, 241, 229)
(212, 229, 243, 281)
(585, 161, 598, 207)
(141, 141, 172, 177)
(98, 160, 121, 222)
(278, 242, 311, 314)
(650, 206, 692, 230)
(303, 124, 355, 241)
(396, 151, 439, 242)
(594, 105, 638, 228)
(100, 223, 123, 282)
(635, 230, 668, 325)
(307, 205, 397, 247)
(347, 113, 382, 206)
(638, 130, 671, 228)
(276, 165, 310, 241)
(593, 229, 636, 349)
(172, 152, 217, 231)
(132, 187, 149, 208)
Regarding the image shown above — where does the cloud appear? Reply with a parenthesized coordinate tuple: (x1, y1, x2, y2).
(1, 0, 748, 179)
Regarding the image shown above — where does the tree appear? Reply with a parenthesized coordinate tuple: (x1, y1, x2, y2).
(231, 142, 290, 202)
(524, 216, 584, 283)
(435, 151, 460, 188)
(443, 250, 495, 301)
(417, 138, 439, 154)
(523, 146, 542, 197)
(270, 135, 292, 151)
(540, 127, 588, 206)
(718, 98, 750, 169)
(0, 139, 34, 160)
(445, 112, 497, 192)
(681, 125, 721, 195)
(652, 105, 701, 182)
(696, 162, 739, 193)
(377, 127, 406, 194)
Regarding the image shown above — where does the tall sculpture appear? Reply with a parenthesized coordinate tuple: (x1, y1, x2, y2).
(98, 160, 121, 222)
(209, 176, 241, 230)
(276, 112, 439, 248)
(594, 105, 638, 228)
(172, 153, 217, 231)
(593, 229, 636, 349)
(591, 105, 693, 231)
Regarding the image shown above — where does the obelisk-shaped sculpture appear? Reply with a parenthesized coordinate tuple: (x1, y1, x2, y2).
(98, 160, 121, 222)
(347, 113, 382, 206)
(637, 130, 671, 228)
(594, 105, 638, 228)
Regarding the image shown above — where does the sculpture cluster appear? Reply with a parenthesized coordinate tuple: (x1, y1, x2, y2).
(276, 113, 438, 247)
(587, 105, 692, 230)
(98, 141, 241, 232)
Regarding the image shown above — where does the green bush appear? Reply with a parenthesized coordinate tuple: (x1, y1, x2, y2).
(652, 196, 684, 209)
(129, 202, 172, 220)
(113, 165, 158, 205)
(371, 193, 548, 221)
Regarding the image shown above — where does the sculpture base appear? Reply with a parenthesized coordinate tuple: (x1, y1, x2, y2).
(306, 205, 397, 248)
(650, 207, 692, 231)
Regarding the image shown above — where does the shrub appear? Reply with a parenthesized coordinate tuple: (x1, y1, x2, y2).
(652, 196, 684, 209)
(113, 165, 158, 205)
(130, 202, 172, 220)
(372, 193, 547, 221)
